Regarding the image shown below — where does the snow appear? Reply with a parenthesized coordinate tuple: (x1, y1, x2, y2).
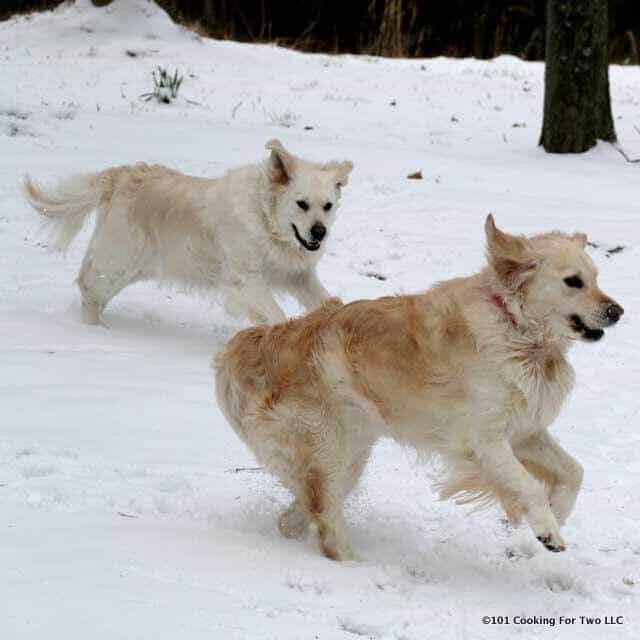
(1, 1, 639, 638)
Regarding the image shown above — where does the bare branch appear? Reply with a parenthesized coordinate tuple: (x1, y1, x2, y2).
(613, 143, 640, 163)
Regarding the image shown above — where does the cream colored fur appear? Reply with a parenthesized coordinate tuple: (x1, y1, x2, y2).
(24, 140, 353, 325)
(214, 215, 623, 560)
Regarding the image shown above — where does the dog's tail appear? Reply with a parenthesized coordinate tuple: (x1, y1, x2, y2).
(213, 326, 269, 445)
(23, 172, 106, 251)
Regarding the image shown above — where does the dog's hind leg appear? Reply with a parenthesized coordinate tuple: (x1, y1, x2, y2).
(249, 404, 357, 559)
(78, 261, 107, 325)
(77, 214, 149, 325)
(343, 448, 372, 497)
(302, 464, 353, 561)
(279, 447, 370, 543)
(297, 428, 374, 560)
(78, 260, 145, 325)
(279, 453, 370, 543)
(514, 430, 583, 526)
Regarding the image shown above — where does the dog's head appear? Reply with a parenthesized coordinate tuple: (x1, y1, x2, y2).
(264, 139, 353, 255)
(485, 214, 624, 342)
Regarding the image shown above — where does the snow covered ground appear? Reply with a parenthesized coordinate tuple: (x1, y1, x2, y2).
(1, 1, 639, 638)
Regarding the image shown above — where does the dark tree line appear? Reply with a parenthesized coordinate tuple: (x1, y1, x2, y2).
(3, 0, 639, 64)
(2, 0, 624, 154)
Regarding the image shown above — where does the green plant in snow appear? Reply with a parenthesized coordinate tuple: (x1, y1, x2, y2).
(140, 67, 183, 104)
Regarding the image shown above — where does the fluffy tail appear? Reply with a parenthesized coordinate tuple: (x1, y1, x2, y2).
(214, 353, 249, 445)
(23, 172, 104, 251)
(213, 326, 270, 445)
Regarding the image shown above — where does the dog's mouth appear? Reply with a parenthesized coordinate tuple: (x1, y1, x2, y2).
(291, 224, 321, 252)
(569, 314, 604, 342)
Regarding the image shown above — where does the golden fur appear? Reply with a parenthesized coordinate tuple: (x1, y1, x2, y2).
(215, 215, 623, 560)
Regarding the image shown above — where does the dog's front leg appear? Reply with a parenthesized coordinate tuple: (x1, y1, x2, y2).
(513, 430, 583, 526)
(287, 270, 331, 312)
(225, 279, 287, 325)
(470, 436, 566, 552)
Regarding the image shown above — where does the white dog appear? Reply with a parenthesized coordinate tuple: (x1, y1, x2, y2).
(215, 215, 624, 560)
(24, 140, 353, 325)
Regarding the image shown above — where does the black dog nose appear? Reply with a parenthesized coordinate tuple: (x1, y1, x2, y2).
(310, 223, 326, 242)
(606, 303, 624, 323)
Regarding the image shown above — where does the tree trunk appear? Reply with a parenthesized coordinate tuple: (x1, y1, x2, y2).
(540, 0, 616, 153)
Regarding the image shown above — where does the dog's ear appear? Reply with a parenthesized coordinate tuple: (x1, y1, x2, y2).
(334, 160, 353, 188)
(571, 232, 588, 249)
(265, 139, 295, 187)
(485, 214, 538, 289)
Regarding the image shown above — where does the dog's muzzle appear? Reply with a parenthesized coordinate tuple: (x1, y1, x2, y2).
(292, 223, 321, 252)
(569, 302, 624, 342)
(569, 301, 624, 341)
(570, 315, 604, 341)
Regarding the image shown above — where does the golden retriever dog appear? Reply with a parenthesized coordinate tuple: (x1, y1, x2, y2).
(214, 215, 624, 560)
(24, 140, 352, 325)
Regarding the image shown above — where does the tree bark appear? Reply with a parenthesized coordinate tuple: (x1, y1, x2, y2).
(540, 0, 616, 153)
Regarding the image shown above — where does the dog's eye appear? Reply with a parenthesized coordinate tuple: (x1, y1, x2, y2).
(564, 275, 584, 288)
(296, 200, 309, 211)
(323, 202, 333, 212)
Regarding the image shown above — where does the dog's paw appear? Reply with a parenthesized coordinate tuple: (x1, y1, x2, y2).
(536, 532, 566, 553)
(321, 541, 355, 562)
(278, 505, 309, 539)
